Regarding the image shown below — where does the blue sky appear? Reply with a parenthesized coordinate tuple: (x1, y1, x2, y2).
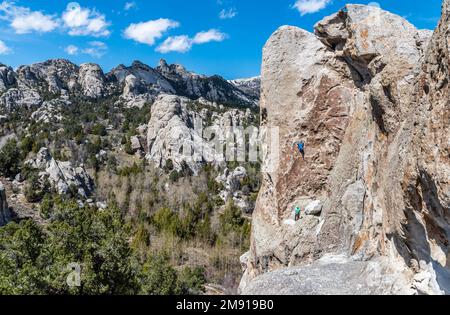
(0, 0, 443, 79)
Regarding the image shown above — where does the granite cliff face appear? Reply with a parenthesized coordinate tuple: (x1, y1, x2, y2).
(241, 3, 450, 295)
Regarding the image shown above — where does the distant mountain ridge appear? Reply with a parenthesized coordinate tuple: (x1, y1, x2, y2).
(0, 58, 260, 114)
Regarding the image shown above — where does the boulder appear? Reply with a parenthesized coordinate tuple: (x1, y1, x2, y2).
(305, 200, 323, 216)
(95, 150, 108, 163)
(123, 74, 145, 97)
(216, 167, 247, 192)
(130, 136, 143, 152)
(215, 167, 255, 213)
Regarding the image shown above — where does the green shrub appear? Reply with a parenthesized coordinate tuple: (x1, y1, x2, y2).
(169, 170, 180, 182)
(124, 137, 134, 155)
(39, 194, 54, 219)
(117, 162, 142, 177)
(152, 208, 180, 236)
(179, 266, 206, 295)
(0, 139, 22, 178)
(164, 159, 174, 172)
(139, 254, 181, 295)
(218, 200, 251, 249)
(90, 123, 107, 136)
(24, 174, 50, 203)
(20, 136, 34, 156)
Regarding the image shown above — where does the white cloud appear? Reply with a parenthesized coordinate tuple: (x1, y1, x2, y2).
(64, 42, 107, 58)
(0, 40, 11, 54)
(156, 29, 227, 54)
(219, 8, 237, 20)
(0, 1, 58, 34)
(65, 45, 79, 55)
(124, 2, 136, 11)
(82, 41, 107, 58)
(11, 11, 58, 34)
(193, 29, 227, 44)
(62, 2, 110, 37)
(156, 35, 192, 53)
(124, 18, 179, 45)
(293, 0, 332, 16)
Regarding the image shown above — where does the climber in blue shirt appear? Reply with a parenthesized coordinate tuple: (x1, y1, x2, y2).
(294, 141, 305, 160)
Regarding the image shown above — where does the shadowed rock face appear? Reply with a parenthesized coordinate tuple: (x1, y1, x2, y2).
(0, 181, 10, 226)
(241, 2, 450, 295)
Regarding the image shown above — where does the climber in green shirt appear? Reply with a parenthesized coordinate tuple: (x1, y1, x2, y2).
(295, 206, 301, 221)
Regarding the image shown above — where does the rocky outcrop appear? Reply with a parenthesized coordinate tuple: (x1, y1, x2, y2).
(111, 60, 175, 107)
(146, 94, 258, 174)
(111, 60, 174, 91)
(78, 63, 107, 99)
(26, 148, 94, 198)
(0, 181, 11, 226)
(30, 99, 66, 123)
(216, 167, 254, 213)
(0, 64, 16, 93)
(146, 94, 220, 174)
(16, 59, 79, 95)
(0, 88, 42, 111)
(241, 3, 450, 295)
(119, 73, 158, 108)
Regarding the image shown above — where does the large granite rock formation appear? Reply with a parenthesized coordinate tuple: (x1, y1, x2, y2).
(146, 94, 258, 174)
(241, 2, 450, 295)
(78, 63, 107, 99)
(16, 59, 79, 95)
(147, 94, 220, 174)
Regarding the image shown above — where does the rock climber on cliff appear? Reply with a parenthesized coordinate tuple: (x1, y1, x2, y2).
(293, 140, 305, 160)
(295, 206, 301, 221)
